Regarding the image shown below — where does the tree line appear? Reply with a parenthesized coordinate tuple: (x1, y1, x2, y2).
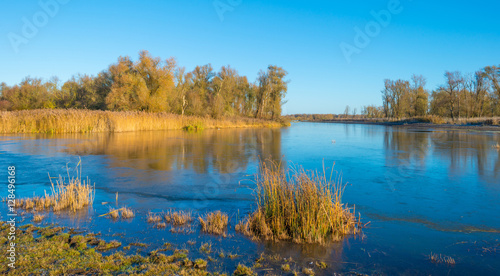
(0, 50, 288, 120)
(362, 65, 500, 119)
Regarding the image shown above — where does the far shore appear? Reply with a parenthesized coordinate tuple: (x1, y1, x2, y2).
(300, 118, 500, 132)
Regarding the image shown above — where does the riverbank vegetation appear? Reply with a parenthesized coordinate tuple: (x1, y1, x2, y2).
(0, 50, 290, 133)
(379, 66, 500, 119)
(236, 161, 360, 244)
(287, 113, 500, 126)
(0, 109, 286, 134)
(289, 65, 500, 124)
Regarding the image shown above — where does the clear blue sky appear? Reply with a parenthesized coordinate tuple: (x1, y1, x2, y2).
(1, 0, 499, 114)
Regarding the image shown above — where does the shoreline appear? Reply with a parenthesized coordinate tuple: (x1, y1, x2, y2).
(0, 109, 289, 134)
(300, 119, 500, 132)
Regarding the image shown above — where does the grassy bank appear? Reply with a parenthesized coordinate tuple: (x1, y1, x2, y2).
(237, 161, 360, 244)
(0, 222, 221, 275)
(0, 109, 288, 134)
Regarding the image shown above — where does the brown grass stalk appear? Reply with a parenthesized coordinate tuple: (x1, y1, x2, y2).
(16, 162, 94, 213)
(121, 207, 135, 219)
(164, 210, 192, 226)
(199, 211, 229, 236)
(236, 160, 360, 244)
(147, 213, 162, 223)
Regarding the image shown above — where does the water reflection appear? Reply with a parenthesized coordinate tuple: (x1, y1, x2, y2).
(40, 128, 284, 174)
(384, 128, 500, 183)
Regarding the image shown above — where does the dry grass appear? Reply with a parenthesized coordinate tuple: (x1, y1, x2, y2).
(199, 242, 212, 254)
(147, 213, 162, 223)
(107, 208, 119, 219)
(17, 162, 94, 212)
(233, 264, 255, 276)
(121, 207, 135, 219)
(198, 211, 229, 236)
(413, 115, 447, 124)
(236, 160, 360, 244)
(0, 109, 284, 134)
(302, 267, 315, 275)
(408, 116, 500, 125)
(429, 253, 456, 266)
(155, 222, 167, 229)
(32, 213, 46, 222)
(164, 210, 192, 225)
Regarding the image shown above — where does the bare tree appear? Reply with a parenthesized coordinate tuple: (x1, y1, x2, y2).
(443, 71, 463, 121)
(344, 105, 350, 118)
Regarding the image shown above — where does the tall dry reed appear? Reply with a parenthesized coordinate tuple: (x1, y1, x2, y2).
(199, 211, 229, 236)
(17, 161, 94, 212)
(0, 109, 284, 134)
(236, 160, 360, 244)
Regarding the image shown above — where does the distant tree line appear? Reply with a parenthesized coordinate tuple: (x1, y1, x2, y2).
(0, 50, 288, 120)
(373, 66, 500, 119)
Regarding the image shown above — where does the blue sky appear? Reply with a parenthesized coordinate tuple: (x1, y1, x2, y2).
(1, 0, 499, 114)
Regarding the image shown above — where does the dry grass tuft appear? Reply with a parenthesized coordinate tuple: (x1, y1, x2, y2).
(236, 160, 360, 244)
(302, 267, 315, 275)
(121, 207, 135, 219)
(233, 264, 255, 276)
(199, 211, 229, 236)
(155, 222, 167, 229)
(17, 162, 94, 213)
(199, 242, 212, 254)
(107, 208, 119, 219)
(33, 213, 46, 222)
(164, 210, 192, 225)
(147, 213, 162, 223)
(281, 264, 291, 272)
(429, 253, 456, 266)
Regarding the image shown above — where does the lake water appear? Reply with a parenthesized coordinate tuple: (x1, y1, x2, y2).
(1, 122, 499, 275)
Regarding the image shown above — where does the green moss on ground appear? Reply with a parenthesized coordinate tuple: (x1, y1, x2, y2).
(0, 222, 223, 275)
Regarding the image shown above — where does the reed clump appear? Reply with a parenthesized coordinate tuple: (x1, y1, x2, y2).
(236, 160, 360, 244)
(33, 213, 46, 222)
(121, 207, 135, 219)
(199, 211, 229, 236)
(164, 210, 192, 226)
(429, 253, 456, 266)
(147, 213, 162, 223)
(0, 109, 285, 134)
(107, 208, 119, 219)
(17, 163, 94, 213)
(233, 264, 255, 276)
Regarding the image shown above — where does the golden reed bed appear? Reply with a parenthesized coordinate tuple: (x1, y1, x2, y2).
(0, 109, 285, 134)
